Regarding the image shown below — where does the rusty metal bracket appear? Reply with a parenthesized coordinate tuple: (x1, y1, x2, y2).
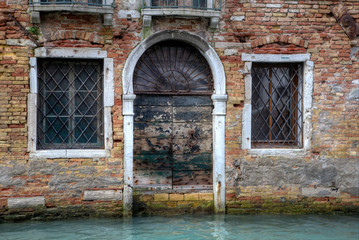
(8, 14, 41, 47)
(331, 3, 359, 40)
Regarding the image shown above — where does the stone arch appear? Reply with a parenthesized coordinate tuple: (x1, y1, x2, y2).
(122, 30, 227, 215)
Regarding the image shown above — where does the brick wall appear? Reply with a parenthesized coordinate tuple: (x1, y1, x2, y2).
(0, 0, 358, 220)
(221, 0, 359, 213)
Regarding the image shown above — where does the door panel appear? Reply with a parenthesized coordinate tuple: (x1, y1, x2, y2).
(172, 123, 212, 138)
(134, 154, 173, 170)
(134, 137, 172, 155)
(134, 106, 172, 122)
(135, 170, 172, 186)
(173, 96, 213, 106)
(172, 154, 212, 171)
(173, 106, 212, 123)
(173, 170, 212, 186)
(172, 138, 212, 155)
(134, 122, 172, 138)
(134, 95, 212, 189)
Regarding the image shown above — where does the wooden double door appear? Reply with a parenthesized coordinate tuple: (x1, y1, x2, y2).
(133, 95, 213, 189)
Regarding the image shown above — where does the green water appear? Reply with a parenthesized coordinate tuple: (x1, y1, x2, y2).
(0, 214, 358, 240)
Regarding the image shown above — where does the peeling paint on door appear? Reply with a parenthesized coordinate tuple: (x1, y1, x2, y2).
(134, 95, 213, 189)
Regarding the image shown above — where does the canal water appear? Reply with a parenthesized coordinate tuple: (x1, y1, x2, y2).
(0, 214, 358, 240)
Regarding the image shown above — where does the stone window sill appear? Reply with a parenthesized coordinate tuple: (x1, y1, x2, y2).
(29, 5, 114, 25)
(29, 149, 110, 159)
(248, 149, 308, 157)
(142, 8, 220, 29)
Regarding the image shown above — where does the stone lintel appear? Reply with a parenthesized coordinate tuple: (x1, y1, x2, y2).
(35, 47, 107, 58)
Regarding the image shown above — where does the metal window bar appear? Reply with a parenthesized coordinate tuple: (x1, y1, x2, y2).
(251, 63, 303, 148)
(142, 0, 221, 10)
(37, 59, 104, 150)
(29, 0, 114, 7)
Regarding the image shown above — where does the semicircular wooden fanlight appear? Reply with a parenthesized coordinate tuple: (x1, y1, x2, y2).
(133, 41, 213, 95)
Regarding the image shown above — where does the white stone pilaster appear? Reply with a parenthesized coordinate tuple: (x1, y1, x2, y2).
(242, 61, 252, 150)
(212, 94, 227, 213)
(123, 94, 136, 216)
(303, 61, 314, 150)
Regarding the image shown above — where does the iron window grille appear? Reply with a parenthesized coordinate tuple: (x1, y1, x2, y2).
(143, 0, 221, 10)
(37, 59, 104, 150)
(251, 63, 303, 148)
(30, 0, 114, 7)
(151, 0, 206, 8)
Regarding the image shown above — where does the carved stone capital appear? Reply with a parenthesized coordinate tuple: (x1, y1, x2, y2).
(103, 13, 113, 26)
(210, 17, 219, 29)
(143, 15, 152, 28)
(31, 11, 40, 24)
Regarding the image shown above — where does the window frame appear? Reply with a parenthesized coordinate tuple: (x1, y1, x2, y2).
(241, 53, 314, 156)
(28, 48, 114, 158)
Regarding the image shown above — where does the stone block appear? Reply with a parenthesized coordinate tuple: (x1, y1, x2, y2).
(83, 190, 122, 201)
(7, 196, 45, 209)
(230, 16, 245, 21)
(166, 202, 177, 208)
(6, 39, 37, 47)
(224, 49, 238, 56)
(266, 4, 282, 8)
(199, 193, 213, 201)
(169, 194, 184, 201)
(141, 195, 154, 202)
(154, 193, 168, 201)
(348, 88, 359, 101)
(184, 193, 199, 201)
(301, 187, 340, 197)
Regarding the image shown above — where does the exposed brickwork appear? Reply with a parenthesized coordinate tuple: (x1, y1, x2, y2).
(0, 0, 358, 220)
(0, 3, 29, 157)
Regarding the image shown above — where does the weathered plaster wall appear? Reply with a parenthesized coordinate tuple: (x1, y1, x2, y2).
(0, 0, 358, 220)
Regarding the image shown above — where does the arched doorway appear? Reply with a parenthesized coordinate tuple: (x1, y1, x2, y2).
(133, 40, 213, 189)
(122, 31, 227, 214)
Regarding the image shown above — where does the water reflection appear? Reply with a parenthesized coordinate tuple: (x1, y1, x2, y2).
(121, 217, 134, 240)
(0, 214, 358, 240)
(210, 215, 228, 240)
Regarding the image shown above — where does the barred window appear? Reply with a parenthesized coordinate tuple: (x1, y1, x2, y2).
(251, 63, 303, 148)
(39, 0, 103, 5)
(151, 0, 206, 8)
(37, 59, 104, 150)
